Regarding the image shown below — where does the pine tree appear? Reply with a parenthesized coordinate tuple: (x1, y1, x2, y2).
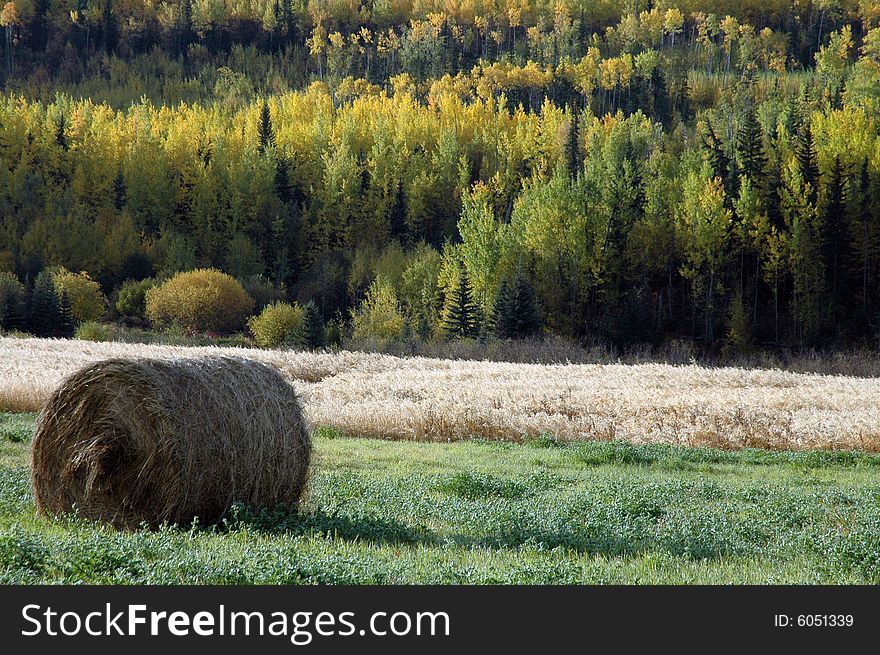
(101, 0, 118, 54)
(441, 263, 480, 339)
(736, 102, 767, 189)
(856, 159, 877, 316)
(58, 288, 75, 337)
(180, 0, 193, 53)
(795, 121, 820, 204)
(565, 108, 581, 178)
(54, 113, 67, 151)
(702, 125, 735, 206)
(510, 269, 542, 338)
(29, 271, 60, 338)
(492, 276, 515, 338)
(257, 100, 275, 154)
(821, 156, 848, 305)
(297, 300, 326, 349)
(274, 155, 291, 203)
(0, 282, 24, 332)
(113, 167, 126, 210)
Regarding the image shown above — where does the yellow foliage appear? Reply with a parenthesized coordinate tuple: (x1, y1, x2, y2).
(52, 268, 106, 324)
(145, 268, 255, 334)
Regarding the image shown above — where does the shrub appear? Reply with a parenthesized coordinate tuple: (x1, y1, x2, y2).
(145, 268, 255, 334)
(0, 271, 26, 332)
(115, 278, 156, 320)
(75, 321, 111, 342)
(248, 301, 304, 348)
(53, 268, 107, 324)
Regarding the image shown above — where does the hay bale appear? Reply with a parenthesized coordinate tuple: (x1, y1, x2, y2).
(31, 356, 311, 529)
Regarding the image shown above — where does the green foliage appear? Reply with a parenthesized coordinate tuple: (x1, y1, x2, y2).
(53, 268, 106, 324)
(0, 272, 25, 332)
(440, 263, 481, 340)
(74, 321, 111, 342)
(145, 269, 255, 334)
(115, 278, 156, 320)
(247, 301, 304, 348)
(724, 291, 753, 357)
(28, 271, 60, 338)
(493, 269, 542, 339)
(296, 301, 326, 349)
(3, 417, 880, 584)
(351, 277, 405, 342)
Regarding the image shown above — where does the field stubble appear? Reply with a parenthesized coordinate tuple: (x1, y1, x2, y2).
(1, 336, 879, 451)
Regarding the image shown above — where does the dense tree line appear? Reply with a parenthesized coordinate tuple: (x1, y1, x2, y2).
(1, 4, 880, 352)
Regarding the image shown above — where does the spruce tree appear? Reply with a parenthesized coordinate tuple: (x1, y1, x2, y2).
(736, 102, 767, 189)
(0, 276, 24, 332)
(297, 300, 326, 349)
(440, 263, 480, 339)
(702, 125, 734, 206)
(29, 271, 60, 338)
(565, 108, 581, 178)
(274, 155, 291, 203)
(58, 288, 75, 338)
(113, 166, 126, 210)
(795, 121, 820, 204)
(492, 276, 515, 338)
(257, 100, 275, 154)
(510, 269, 542, 338)
(54, 113, 68, 151)
(856, 159, 877, 316)
(821, 156, 848, 304)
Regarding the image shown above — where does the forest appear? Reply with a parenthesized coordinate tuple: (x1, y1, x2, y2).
(0, 0, 879, 354)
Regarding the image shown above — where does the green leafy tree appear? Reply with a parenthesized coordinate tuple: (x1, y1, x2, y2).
(351, 277, 405, 342)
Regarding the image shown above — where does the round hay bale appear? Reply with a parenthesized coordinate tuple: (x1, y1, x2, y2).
(31, 356, 311, 529)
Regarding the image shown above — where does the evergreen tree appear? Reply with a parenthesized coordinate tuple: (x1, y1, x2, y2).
(274, 155, 291, 203)
(113, 166, 126, 210)
(565, 108, 581, 178)
(492, 276, 515, 338)
(509, 269, 542, 338)
(0, 276, 24, 332)
(702, 125, 735, 206)
(795, 121, 820, 204)
(180, 0, 193, 54)
(736, 102, 767, 189)
(101, 0, 118, 54)
(821, 156, 848, 305)
(257, 100, 275, 154)
(856, 159, 877, 316)
(297, 300, 326, 349)
(58, 288, 75, 337)
(54, 113, 67, 151)
(440, 263, 480, 339)
(29, 271, 60, 338)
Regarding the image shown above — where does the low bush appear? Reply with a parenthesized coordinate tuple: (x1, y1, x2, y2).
(247, 301, 304, 348)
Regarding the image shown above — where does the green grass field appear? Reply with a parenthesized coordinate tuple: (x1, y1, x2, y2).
(2, 412, 879, 584)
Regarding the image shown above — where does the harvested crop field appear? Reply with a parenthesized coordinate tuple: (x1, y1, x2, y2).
(1, 337, 879, 451)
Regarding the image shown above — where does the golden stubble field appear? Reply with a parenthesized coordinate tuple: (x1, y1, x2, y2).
(2, 336, 879, 451)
